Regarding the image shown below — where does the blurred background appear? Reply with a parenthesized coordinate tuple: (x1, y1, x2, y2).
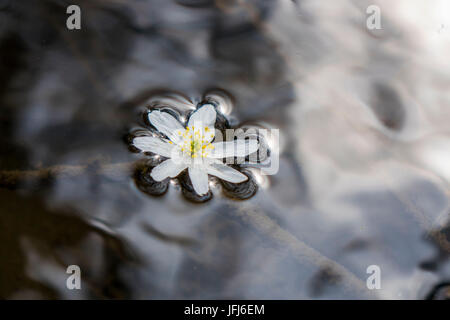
(0, 0, 449, 299)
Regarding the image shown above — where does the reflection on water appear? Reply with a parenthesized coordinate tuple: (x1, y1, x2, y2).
(0, 0, 449, 299)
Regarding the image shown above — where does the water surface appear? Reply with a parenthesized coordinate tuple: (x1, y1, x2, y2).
(0, 0, 449, 299)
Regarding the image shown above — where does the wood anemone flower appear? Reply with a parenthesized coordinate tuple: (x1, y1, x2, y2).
(132, 104, 259, 196)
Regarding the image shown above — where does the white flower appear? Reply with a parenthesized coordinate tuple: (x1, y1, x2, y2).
(133, 104, 259, 196)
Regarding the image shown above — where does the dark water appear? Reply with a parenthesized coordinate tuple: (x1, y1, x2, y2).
(0, 0, 450, 299)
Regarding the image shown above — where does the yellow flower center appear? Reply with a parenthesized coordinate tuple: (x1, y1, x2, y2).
(179, 126, 214, 158)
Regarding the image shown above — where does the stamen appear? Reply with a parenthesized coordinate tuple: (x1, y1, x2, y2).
(179, 125, 215, 159)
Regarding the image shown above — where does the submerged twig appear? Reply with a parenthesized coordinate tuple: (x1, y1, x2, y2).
(0, 162, 135, 190)
(232, 202, 377, 298)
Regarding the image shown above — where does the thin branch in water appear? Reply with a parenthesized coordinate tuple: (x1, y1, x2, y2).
(232, 202, 377, 298)
(0, 162, 135, 190)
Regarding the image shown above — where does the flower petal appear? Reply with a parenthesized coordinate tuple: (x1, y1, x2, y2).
(187, 104, 216, 143)
(188, 104, 216, 128)
(133, 136, 175, 157)
(188, 166, 209, 195)
(148, 110, 185, 143)
(206, 161, 248, 183)
(208, 139, 259, 158)
(150, 159, 187, 181)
